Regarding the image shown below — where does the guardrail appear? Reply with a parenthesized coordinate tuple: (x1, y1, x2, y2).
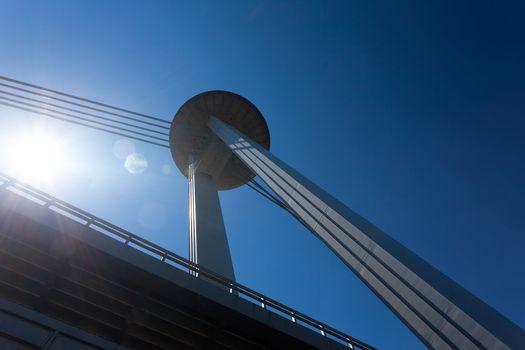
(0, 172, 376, 350)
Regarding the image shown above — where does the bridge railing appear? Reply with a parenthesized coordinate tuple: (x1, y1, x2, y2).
(0, 172, 376, 350)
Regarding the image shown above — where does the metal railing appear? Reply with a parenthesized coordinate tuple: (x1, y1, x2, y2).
(0, 172, 376, 350)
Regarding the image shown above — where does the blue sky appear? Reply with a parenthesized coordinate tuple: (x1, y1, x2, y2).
(0, 1, 524, 348)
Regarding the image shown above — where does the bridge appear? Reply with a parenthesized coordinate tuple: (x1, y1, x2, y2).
(0, 171, 374, 350)
(0, 75, 523, 349)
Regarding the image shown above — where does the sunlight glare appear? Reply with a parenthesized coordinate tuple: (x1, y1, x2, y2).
(8, 133, 68, 183)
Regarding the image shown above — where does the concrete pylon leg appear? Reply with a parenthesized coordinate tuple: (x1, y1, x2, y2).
(208, 116, 525, 350)
(188, 160, 235, 283)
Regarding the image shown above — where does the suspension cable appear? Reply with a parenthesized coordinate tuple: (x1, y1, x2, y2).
(247, 179, 311, 229)
(0, 81, 169, 130)
(233, 171, 311, 230)
(0, 95, 169, 143)
(0, 89, 168, 137)
(0, 75, 170, 125)
(0, 100, 169, 148)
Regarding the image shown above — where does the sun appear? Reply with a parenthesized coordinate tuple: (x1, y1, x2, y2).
(7, 133, 68, 183)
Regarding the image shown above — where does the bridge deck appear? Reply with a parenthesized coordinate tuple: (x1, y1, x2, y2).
(0, 174, 374, 350)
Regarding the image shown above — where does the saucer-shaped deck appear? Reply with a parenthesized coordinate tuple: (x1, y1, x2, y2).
(169, 91, 270, 190)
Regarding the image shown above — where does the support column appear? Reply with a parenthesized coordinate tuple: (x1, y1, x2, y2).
(188, 159, 235, 282)
(209, 116, 525, 350)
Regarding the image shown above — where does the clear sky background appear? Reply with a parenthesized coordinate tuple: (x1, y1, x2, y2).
(0, 1, 524, 349)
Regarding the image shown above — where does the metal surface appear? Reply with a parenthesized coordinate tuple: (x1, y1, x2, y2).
(0, 76, 171, 148)
(0, 172, 375, 350)
(0, 299, 127, 350)
(169, 91, 270, 190)
(188, 162, 236, 281)
(209, 116, 525, 350)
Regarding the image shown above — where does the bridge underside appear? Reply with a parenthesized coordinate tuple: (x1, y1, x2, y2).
(0, 188, 351, 350)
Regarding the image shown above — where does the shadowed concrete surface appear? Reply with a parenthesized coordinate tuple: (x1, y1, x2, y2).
(0, 186, 358, 350)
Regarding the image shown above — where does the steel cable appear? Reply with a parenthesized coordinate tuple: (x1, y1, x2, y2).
(231, 170, 312, 230)
(0, 89, 169, 137)
(0, 99, 169, 148)
(0, 95, 169, 143)
(0, 81, 170, 130)
(0, 75, 170, 125)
